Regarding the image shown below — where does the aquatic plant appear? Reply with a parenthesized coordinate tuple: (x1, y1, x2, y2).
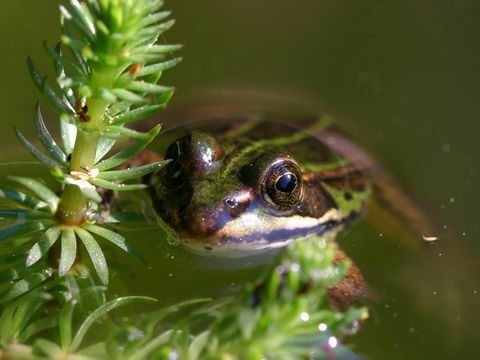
(0, 1, 367, 358)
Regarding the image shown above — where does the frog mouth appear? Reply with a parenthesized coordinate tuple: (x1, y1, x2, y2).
(175, 208, 359, 258)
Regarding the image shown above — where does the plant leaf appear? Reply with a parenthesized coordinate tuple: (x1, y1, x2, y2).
(95, 135, 117, 163)
(97, 160, 169, 181)
(70, 296, 156, 352)
(111, 88, 146, 104)
(83, 224, 144, 262)
(90, 178, 146, 191)
(14, 127, 64, 170)
(0, 209, 52, 220)
(75, 228, 108, 286)
(34, 104, 68, 166)
(126, 81, 173, 95)
(60, 119, 77, 155)
(137, 58, 182, 77)
(104, 125, 151, 139)
(0, 189, 49, 210)
(129, 330, 173, 360)
(0, 221, 49, 242)
(26, 226, 62, 267)
(21, 315, 59, 343)
(59, 300, 76, 350)
(95, 125, 161, 170)
(59, 228, 77, 276)
(0, 269, 53, 304)
(8, 176, 59, 210)
(111, 104, 164, 126)
(27, 57, 72, 115)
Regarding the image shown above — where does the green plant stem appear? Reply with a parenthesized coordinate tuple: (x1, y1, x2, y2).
(56, 130, 100, 225)
(56, 97, 108, 226)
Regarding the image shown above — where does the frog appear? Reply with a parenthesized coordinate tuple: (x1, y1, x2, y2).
(127, 106, 434, 307)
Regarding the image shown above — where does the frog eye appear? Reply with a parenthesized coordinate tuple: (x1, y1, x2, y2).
(165, 135, 191, 162)
(161, 135, 191, 188)
(263, 160, 303, 210)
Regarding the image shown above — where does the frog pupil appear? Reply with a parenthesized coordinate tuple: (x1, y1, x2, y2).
(275, 173, 297, 193)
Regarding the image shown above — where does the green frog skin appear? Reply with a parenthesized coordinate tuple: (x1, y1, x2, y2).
(147, 115, 372, 258)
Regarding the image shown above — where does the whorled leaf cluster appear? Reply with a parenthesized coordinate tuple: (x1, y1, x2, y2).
(1, 0, 180, 291)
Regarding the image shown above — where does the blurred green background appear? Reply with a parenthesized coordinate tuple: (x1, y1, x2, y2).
(0, 1, 479, 359)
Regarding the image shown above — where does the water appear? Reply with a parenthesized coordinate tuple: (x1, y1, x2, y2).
(0, 1, 479, 359)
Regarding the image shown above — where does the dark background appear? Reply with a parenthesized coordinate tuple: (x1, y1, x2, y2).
(0, 1, 478, 359)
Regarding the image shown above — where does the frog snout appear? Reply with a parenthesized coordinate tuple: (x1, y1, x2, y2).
(180, 190, 253, 237)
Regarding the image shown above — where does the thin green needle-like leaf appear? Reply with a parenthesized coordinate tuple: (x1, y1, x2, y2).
(27, 57, 72, 115)
(83, 224, 144, 262)
(0, 269, 53, 304)
(60, 119, 77, 155)
(8, 176, 59, 210)
(90, 178, 146, 191)
(75, 228, 108, 286)
(34, 104, 68, 166)
(0, 221, 48, 242)
(130, 330, 174, 360)
(188, 331, 210, 360)
(59, 300, 76, 350)
(21, 315, 59, 343)
(144, 44, 183, 54)
(97, 160, 169, 181)
(44, 41, 83, 78)
(26, 226, 61, 267)
(126, 81, 173, 95)
(105, 125, 151, 139)
(111, 88, 146, 104)
(70, 296, 156, 352)
(95, 125, 161, 170)
(137, 10, 172, 28)
(137, 57, 182, 77)
(111, 104, 164, 126)
(0, 189, 49, 210)
(95, 136, 116, 163)
(14, 127, 63, 170)
(0, 209, 52, 220)
(59, 228, 77, 276)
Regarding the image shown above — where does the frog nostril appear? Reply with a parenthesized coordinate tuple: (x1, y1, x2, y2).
(224, 197, 250, 217)
(225, 198, 237, 208)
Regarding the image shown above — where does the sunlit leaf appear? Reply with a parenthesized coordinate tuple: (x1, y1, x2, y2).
(90, 178, 146, 191)
(59, 228, 77, 276)
(95, 125, 161, 170)
(111, 104, 165, 126)
(14, 127, 63, 170)
(34, 104, 68, 166)
(8, 176, 59, 210)
(26, 226, 62, 267)
(97, 160, 169, 181)
(75, 228, 108, 285)
(0, 189, 49, 210)
(0, 221, 49, 242)
(83, 224, 144, 262)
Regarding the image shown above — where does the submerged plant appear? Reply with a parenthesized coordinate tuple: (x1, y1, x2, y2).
(0, 0, 367, 358)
